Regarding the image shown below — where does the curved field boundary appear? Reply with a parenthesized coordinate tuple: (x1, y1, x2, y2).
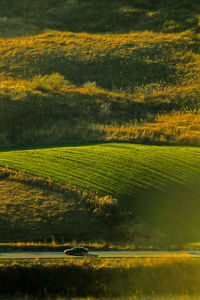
(0, 143, 200, 237)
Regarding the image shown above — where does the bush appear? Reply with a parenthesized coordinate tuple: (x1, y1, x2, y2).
(32, 73, 71, 91)
(82, 81, 98, 90)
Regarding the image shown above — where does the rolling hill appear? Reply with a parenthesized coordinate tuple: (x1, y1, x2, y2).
(0, 29, 199, 147)
(0, 1, 199, 147)
(0, 0, 199, 37)
(0, 0, 200, 247)
(0, 143, 200, 243)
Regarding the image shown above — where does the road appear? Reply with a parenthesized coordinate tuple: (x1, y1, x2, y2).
(0, 250, 200, 259)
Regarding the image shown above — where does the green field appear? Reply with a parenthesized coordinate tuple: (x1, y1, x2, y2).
(1, 143, 200, 242)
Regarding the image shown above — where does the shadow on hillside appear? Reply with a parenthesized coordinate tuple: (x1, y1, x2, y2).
(0, 204, 106, 242)
(0, 90, 178, 149)
(52, 3, 198, 34)
(2, 50, 177, 89)
(0, 142, 104, 153)
(116, 177, 200, 244)
(0, 0, 199, 38)
(0, 18, 42, 38)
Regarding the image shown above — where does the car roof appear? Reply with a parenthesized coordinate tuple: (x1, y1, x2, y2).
(72, 246, 87, 250)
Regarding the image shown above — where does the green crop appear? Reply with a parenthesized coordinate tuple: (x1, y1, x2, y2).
(0, 143, 200, 240)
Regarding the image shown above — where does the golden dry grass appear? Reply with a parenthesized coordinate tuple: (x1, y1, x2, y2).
(1, 256, 200, 297)
(0, 31, 199, 96)
(96, 110, 200, 145)
(0, 30, 199, 147)
(0, 166, 118, 242)
(0, 178, 76, 241)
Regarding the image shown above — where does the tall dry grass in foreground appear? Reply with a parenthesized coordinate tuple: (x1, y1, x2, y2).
(2, 296, 200, 300)
(0, 256, 200, 297)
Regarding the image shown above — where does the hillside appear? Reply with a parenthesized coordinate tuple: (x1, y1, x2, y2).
(0, 0, 199, 37)
(0, 0, 199, 147)
(0, 30, 199, 147)
(1, 144, 200, 243)
(0, 0, 200, 247)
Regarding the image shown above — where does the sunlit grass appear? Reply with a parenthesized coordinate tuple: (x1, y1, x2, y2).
(0, 30, 199, 147)
(0, 30, 199, 89)
(96, 110, 200, 145)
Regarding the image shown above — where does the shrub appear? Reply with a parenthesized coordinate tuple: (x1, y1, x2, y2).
(82, 81, 98, 90)
(32, 73, 71, 91)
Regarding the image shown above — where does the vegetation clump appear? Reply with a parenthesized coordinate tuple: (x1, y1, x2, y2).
(32, 73, 72, 91)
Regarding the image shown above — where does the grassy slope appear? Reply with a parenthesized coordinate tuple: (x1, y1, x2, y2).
(97, 110, 200, 145)
(0, 0, 200, 246)
(0, 178, 102, 242)
(0, 30, 199, 147)
(1, 143, 200, 242)
(0, 165, 120, 243)
(0, 30, 199, 91)
(0, 0, 199, 36)
(0, 1, 199, 147)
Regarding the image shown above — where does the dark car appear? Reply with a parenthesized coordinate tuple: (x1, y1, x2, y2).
(64, 246, 88, 256)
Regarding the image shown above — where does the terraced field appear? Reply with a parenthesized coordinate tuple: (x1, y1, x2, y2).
(1, 143, 200, 241)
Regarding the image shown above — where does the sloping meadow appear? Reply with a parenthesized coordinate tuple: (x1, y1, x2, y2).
(0, 30, 199, 146)
(0, 0, 200, 246)
(0, 0, 199, 36)
(0, 143, 200, 243)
